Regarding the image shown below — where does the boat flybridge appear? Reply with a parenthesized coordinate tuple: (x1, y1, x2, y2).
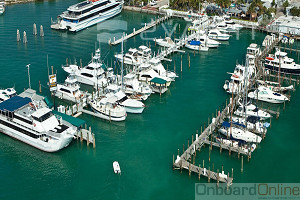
(264, 50, 300, 74)
(0, 95, 76, 152)
(62, 49, 107, 87)
(55, 75, 90, 105)
(115, 45, 152, 66)
(51, 0, 124, 32)
(246, 43, 261, 57)
(248, 86, 289, 104)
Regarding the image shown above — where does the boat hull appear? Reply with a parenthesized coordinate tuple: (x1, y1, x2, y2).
(0, 122, 74, 152)
(265, 64, 300, 75)
(124, 106, 144, 114)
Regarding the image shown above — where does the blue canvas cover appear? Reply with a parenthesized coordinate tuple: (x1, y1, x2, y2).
(188, 40, 201, 45)
(0, 96, 31, 112)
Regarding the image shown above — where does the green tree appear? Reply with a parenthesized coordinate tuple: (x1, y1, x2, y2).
(271, 0, 275, 7)
(290, 7, 300, 16)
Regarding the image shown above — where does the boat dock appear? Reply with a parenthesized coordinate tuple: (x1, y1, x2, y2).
(108, 15, 170, 46)
(172, 34, 291, 186)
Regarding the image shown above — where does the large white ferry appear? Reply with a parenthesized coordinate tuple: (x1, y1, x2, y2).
(0, 95, 76, 152)
(51, 0, 124, 32)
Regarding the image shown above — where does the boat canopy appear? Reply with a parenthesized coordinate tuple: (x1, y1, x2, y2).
(150, 77, 167, 85)
(52, 110, 85, 128)
(189, 40, 201, 45)
(0, 96, 31, 112)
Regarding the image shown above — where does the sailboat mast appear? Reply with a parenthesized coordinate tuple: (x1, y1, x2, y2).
(121, 32, 124, 91)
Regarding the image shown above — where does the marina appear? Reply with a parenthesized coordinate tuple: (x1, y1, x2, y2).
(0, 0, 300, 199)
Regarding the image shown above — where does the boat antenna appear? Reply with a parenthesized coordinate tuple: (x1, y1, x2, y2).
(121, 32, 124, 91)
(26, 64, 31, 89)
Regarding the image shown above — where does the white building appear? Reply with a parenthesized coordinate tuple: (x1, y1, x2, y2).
(268, 16, 300, 35)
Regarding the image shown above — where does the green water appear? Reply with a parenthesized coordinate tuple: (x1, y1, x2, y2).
(0, 1, 299, 200)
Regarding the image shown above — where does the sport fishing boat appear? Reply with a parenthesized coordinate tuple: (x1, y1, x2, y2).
(234, 104, 271, 120)
(223, 15, 243, 31)
(196, 32, 220, 48)
(123, 73, 153, 100)
(0, 1, 5, 15)
(0, 95, 76, 152)
(89, 96, 126, 121)
(0, 88, 17, 102)
(219, 122, 262, 143)
(55, 75, 89, 105)
(115, 45, 152, 66)
(208, 29, 230, 41)
(51, 0, 124, 32)
(62, 49, 107, 87)
(248, 86, 289, 104)
(247, 43, 261, 57)
(149, 58, 178, 81)
(105, 85, 145, 114)
(153, 37, 175, 48)
(185, 40, 209, 51)
(264, 50, 300, 74)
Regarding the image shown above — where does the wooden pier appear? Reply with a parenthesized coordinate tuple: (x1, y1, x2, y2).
(108, 15, 170, 46)
(173, 35, 284, 186)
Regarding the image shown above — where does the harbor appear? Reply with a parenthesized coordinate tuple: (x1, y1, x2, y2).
(0, 0, 300, 199)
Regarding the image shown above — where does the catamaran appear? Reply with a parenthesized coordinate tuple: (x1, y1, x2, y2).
(51, 0, 124, 32)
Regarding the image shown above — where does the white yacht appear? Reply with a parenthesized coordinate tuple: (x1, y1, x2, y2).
(51, 0, 124, 32)
(223, 64, 250, 94)
(0, 95, 76, 152)
(89, 96, 126, 121)
(62, 49, 107, 87)
(105, 85, 145, 114)
(123, 73, 153, 100)
(248, 86, 289, 104)
(55, 75, 89, 105)
(256, 80, 294, 93)
(115, 45, 152, 66)
(223, 15, 243, 31)
(153, 37, 175, 48)
(216, 137, 256, 154)
(196, 32, 220, 48)
(208, 29, 230, 41)
(219, 122, 262, 143)
(264, 50, 300, 74)
(234, 104, 271, 120)
(185, 40, 209, 51)
(149, 58, 178, 81)
(0, 88, 17, 102)
(247, 43, 261, 57)
(216, 22, 234, 32)
(136, 63, 172, 87)
(0, 1, 5, 15)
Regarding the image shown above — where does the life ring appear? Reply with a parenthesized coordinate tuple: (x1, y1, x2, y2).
(232, 74, 239, 78)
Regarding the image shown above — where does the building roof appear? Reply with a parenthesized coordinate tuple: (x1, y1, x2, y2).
(0, 96, 31, 112)
(273, 16, 300, 29)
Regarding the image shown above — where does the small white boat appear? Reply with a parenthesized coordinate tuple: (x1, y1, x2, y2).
(89, 96, 127, 121)
(0, 1, 5, 15)
(0, 88, 17, 102)
(234, 104, 271, 120)
(184, 17, 193, 22)
(208, 29, 230, 41)
(248, 86, 289, 104)
(153, 37, 175, 48)
(113, 161, 121, 174)
(185, 40, 209, 51)
(257, 80, 294, 93)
